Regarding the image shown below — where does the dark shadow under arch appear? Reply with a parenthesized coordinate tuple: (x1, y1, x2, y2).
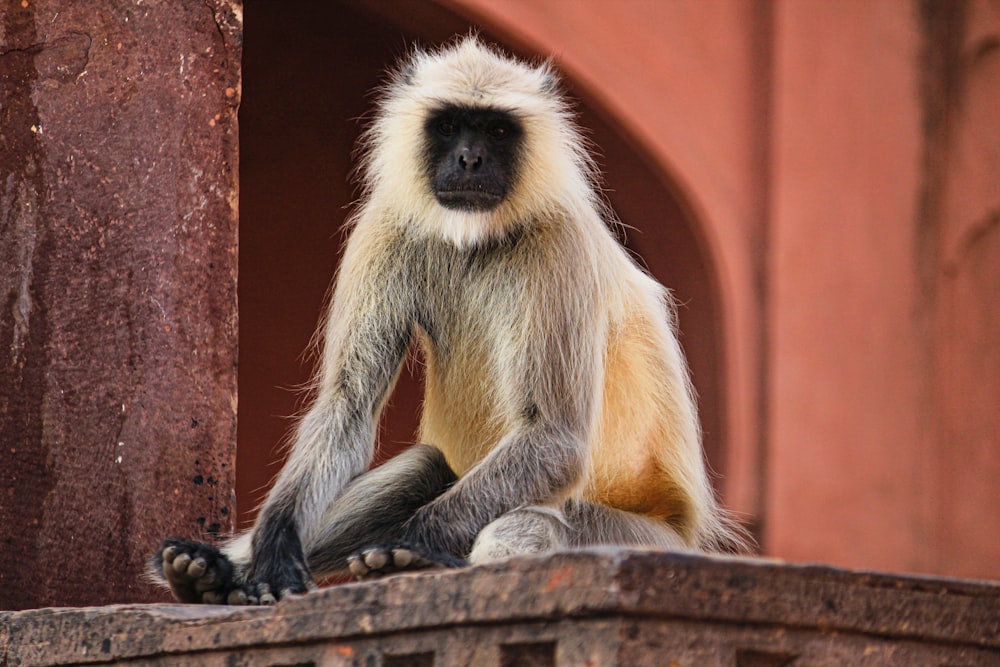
(237, 0, 727, 526)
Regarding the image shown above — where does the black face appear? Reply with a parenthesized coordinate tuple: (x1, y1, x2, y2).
(424, 106, 523, 212)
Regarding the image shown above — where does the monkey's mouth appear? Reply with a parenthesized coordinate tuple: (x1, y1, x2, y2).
(435, 189, 505, 212)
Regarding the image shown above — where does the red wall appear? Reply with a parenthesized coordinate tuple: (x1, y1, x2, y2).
(767, 1, 931, 573)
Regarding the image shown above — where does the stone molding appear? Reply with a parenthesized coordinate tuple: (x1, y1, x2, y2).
(3, 549, 997, 665)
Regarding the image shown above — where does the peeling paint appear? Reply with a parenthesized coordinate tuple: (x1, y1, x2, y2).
(9, 178, 40, 367)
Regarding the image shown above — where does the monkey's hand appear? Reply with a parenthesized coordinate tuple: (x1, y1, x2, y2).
(153, 538, 285, 605)
(346, 542, 467, 579)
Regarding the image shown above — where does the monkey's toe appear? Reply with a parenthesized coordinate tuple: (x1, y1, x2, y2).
(347, 544, 466, 579)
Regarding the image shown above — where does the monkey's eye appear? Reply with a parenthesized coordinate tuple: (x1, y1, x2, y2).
(437, 121, 457, 137)
(487, 125, 508, 139)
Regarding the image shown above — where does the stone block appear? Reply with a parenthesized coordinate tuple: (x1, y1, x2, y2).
(2, 550, 997, 665)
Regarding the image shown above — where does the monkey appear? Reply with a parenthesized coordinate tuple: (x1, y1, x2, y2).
(152, 35, 747, 605)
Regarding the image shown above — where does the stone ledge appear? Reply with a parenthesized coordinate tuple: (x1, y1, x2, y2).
(2, 549, 998, 665)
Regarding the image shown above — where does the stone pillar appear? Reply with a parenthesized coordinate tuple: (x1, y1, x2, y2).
(0, 0, 241, 609)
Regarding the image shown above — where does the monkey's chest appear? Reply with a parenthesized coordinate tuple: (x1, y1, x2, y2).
(413, 319, 514, 476)
(412, 246, 532, 474)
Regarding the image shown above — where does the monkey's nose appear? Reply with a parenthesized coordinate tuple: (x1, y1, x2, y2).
(458, 147, 484, 171)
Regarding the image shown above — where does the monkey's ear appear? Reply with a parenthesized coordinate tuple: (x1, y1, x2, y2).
(399, 64, 416, 86)
(540, 71, 560, 95)
(538, 60, 561, 95)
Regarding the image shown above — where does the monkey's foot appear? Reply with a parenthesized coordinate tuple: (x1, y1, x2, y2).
(346, 544, 467, 579)
(154, 538, 276, 605)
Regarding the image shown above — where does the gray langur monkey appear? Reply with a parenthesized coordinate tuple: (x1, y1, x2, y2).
(152, 36, 747, 605)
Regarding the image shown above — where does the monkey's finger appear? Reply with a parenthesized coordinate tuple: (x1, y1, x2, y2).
(255, 583, 277, 605)
(186, 556, 207, 578)
(171, 552, 193, 575)
(163, 559, 188, 584)
(201, 590, 226, 604)
(391, 548, 420, 568)
(193, 569, 220, 592)
(347, 555, 369, 578)
(227, 589, 249, 605)
(362, 548, 390, 571)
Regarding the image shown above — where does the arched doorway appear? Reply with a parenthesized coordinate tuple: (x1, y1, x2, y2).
(237, 0, 726, 527)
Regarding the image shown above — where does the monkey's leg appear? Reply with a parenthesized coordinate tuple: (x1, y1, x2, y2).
(351, 506, 571, 577)
(308, 444, 457, 576)
(465, 500, 692, 565)
(341, 445, 467, 579)
(560, 499, 692, 551)
(152, 445, 455, 603)
(467, 506, 572, 563)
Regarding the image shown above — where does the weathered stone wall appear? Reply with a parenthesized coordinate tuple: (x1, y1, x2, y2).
(0, 0, 242, 609)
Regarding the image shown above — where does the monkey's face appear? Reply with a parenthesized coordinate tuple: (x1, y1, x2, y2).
(423, 105, 523, 212)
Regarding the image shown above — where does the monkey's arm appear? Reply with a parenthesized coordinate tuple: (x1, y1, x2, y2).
(245, 226, 418, 596)
(152, 226, 419, 603)
(401, 420, 591, 560)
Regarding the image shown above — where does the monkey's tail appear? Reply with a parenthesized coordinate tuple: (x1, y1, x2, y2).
(699, 507, 758, 556)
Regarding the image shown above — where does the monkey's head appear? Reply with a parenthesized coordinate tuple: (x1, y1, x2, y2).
(359, 36, 599, 247)
(423, 105, 523, 213)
